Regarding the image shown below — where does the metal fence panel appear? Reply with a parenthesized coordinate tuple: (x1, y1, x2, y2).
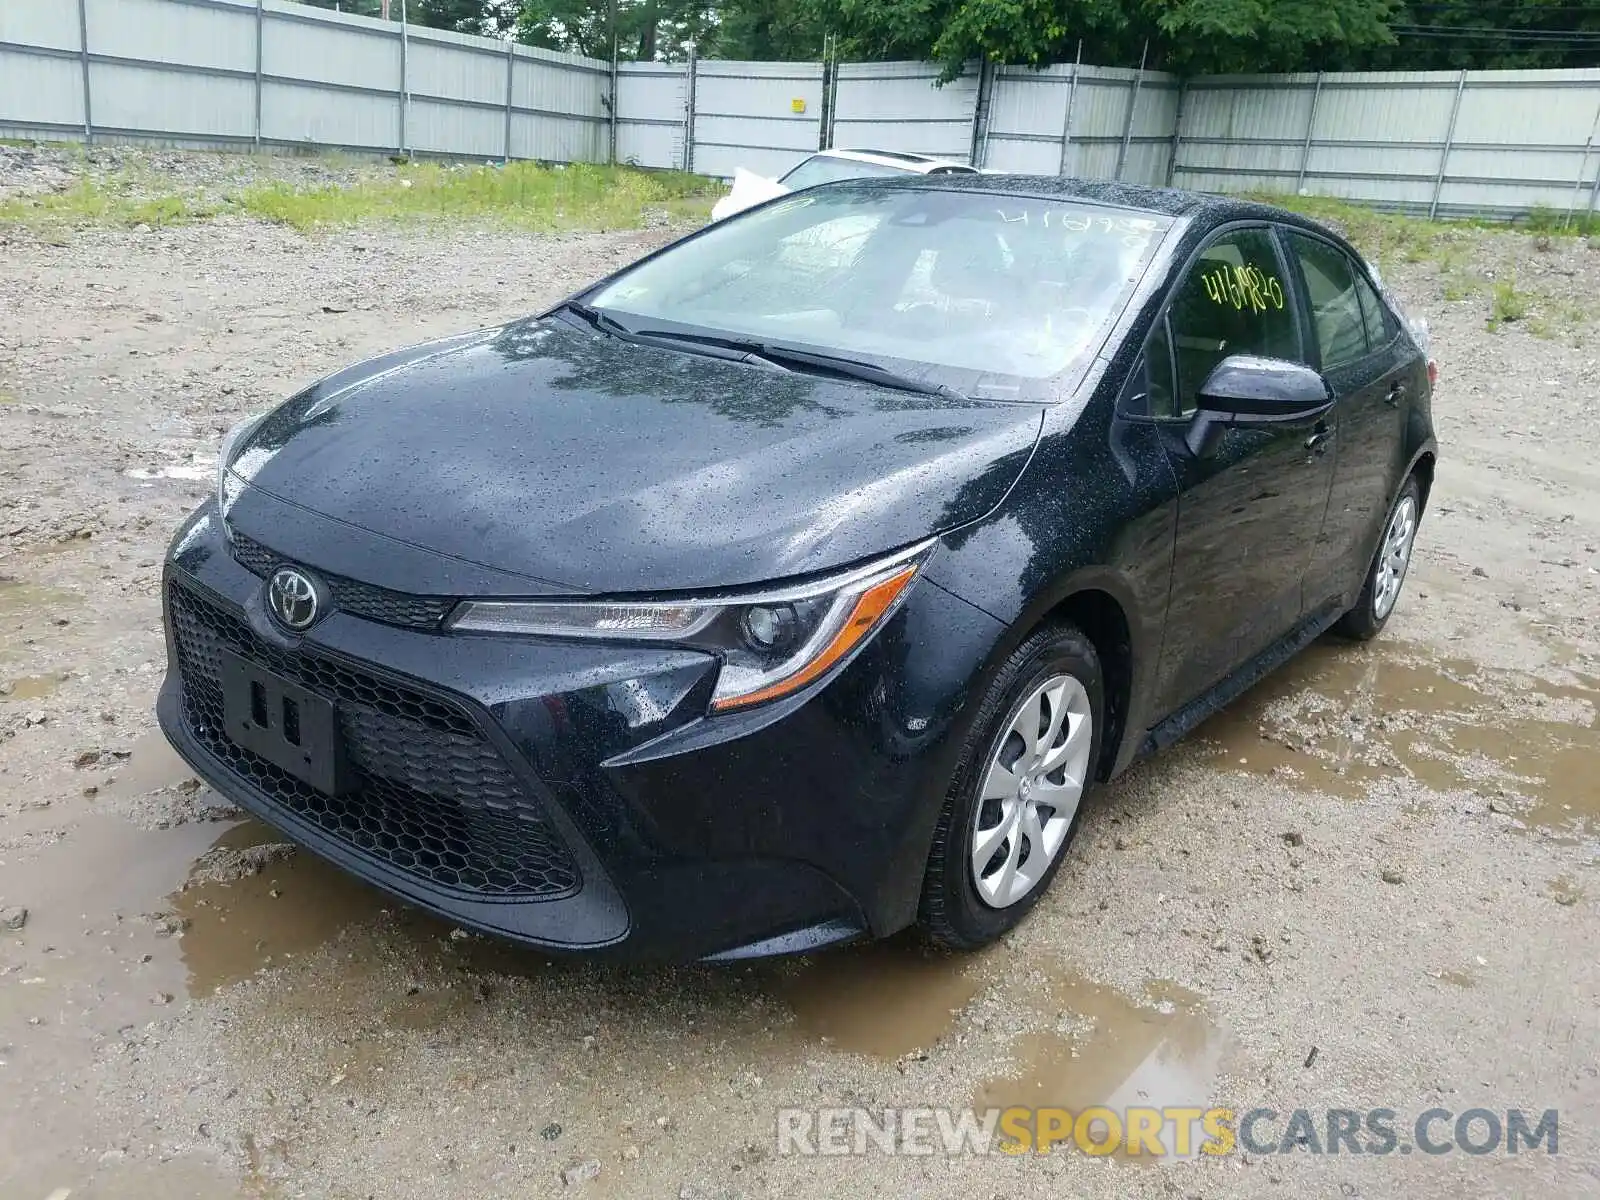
(407, 97, 502, 159)
(510, 52, 606, 164)
(0, 0, 83, 51)
(86, 0, 254, 73)
(260, 78, 396, 152)
(832, 61, 979, 163)
(691, 59, 822, 180)
(1174, 68, 1600, 217)
(0, 47, 84, 134)
(982, 65, 1074, 174)
(91, 58, 255, 139)
(261, 1, 398, 92)
(407, 27, 504, 107)
(615, 62, 686, 169)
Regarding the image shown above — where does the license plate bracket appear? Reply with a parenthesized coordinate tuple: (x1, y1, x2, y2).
(220, 650, 346, 795)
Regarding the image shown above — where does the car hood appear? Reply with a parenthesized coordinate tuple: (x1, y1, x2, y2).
(223, 319, 1043, 597)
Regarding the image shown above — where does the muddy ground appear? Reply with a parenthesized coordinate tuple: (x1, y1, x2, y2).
(1, 155, 1597, 1199)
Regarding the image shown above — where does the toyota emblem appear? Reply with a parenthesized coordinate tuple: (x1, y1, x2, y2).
(267, 567, 322, 631)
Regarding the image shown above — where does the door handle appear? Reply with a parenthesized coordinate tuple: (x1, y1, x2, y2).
(1386, 379, 1407, 407)
(1305, 429, 1334, 459)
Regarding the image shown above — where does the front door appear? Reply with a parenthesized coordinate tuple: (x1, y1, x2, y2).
(1148, 226, 1338, 715)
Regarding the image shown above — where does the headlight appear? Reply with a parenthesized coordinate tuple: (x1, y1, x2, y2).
(216, 411, 268, 514)
(447, 542, 932, 712)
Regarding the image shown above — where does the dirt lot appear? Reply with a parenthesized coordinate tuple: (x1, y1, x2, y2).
(1, 150, 1597, 1200)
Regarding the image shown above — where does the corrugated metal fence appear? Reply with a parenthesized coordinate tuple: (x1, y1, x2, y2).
(1174, 69, 1600, 219)
(0, 0, 608, 163)
(3, 0, 1598, 218)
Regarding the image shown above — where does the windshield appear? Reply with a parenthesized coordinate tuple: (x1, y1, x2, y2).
(586, 185, 1173, 398)
(779, 156, 915, 189)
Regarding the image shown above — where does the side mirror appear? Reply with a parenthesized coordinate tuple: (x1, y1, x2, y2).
(1186, 355, 1333, 456)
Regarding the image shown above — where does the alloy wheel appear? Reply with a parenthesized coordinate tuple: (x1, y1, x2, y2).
(1373, 494, 1418, 621)
(970, 673, 1094, 908)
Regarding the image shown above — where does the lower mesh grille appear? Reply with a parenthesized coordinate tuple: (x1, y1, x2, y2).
(167, 578, 580, 899)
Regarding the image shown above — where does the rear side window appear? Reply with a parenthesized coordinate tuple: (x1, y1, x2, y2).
(1165, 227, 1299, 416)
(1353, 271, 1392, 350)
(1287, 233, 1371, 370)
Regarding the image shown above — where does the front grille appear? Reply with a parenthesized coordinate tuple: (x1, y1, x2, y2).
(229, 531, 456, 631)
(167, 578, 580, 899)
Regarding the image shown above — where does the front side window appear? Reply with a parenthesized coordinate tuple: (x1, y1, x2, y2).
(587, 187, 1174, 396)
(1165, 228, 1298, 416)
(1287, 232, 1371, 370)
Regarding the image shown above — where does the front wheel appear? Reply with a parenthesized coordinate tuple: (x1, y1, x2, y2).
(918, 623, 1103, 951)
(1334, 474, 1422, 641)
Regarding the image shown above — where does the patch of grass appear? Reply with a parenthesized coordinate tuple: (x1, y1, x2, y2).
(0, 176, 217, 232)
(1487, 278, 1531, 331)
(1441, 275, 1484, 302)
(0, 159, 719, 237)
(1521, 203, 1599, 236)
(236, 161, 716, 232)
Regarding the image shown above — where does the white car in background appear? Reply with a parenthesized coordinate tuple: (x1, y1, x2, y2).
(709, 148, 980, 222)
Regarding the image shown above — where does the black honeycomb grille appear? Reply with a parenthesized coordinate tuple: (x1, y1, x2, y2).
(167, 579, 580, 899)
(229, 532, 456, 631)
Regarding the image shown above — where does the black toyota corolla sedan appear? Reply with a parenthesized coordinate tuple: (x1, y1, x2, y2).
(157, 175, 1436, 961)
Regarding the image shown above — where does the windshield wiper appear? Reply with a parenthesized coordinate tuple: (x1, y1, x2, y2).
(549, 299, 634, 338)
(627, 328, 967, 399)
(550, 302, 788, 369)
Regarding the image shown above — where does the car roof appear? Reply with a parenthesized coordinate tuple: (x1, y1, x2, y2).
(812, 171, 1357, 241)
(812, 148, 973, 173)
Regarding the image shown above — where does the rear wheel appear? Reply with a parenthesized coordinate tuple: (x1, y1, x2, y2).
(1334, 474, 1422, 641)
(918, 623, 1103, 951)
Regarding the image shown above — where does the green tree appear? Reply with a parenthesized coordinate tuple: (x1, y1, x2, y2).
(517, 0, 723, 60)
(293, 0, 521, 33)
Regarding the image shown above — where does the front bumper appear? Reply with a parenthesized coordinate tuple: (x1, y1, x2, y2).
(157, 503, 1005, 962)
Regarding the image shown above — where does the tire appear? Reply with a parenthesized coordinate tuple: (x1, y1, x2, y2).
(918, 622, 1104, 951)
(1333, 474, 1423, 642)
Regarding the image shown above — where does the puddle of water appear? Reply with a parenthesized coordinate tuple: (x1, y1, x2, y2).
(974, 972, 1228, 1160)
(171, 822, 390, 997)
(103, 728, 197, 797)
(0, 814, 229, 1027)
(775, 938, 983, 1058)
(2, 672, 61, 701)
(1193, 638, 1600, 840)
(0, 809, 385, 1010)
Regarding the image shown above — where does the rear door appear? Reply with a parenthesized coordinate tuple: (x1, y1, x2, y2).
(1281, 230, 1419, 612)
(1147, 225, 1338, 714)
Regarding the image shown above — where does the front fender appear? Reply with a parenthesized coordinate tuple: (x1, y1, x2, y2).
(924, 412, 1179, 781)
